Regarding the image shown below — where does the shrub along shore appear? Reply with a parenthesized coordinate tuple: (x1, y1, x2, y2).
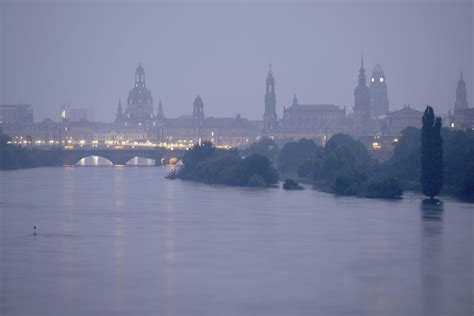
(173, 126, 474, 200)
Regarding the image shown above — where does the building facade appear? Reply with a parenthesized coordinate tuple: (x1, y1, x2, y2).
(60, 105, 89, 122)
(385, 104, 423, 135)
(280, 101, 346, 138)
(0, 104, 33, 128)
(160, 95, 261, 147)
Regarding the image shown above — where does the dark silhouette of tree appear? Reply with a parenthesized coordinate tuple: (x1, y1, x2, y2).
(176, 142, 278, 187)
(421, 106, 443, 198)
(247, 137, 278, 161)
(278, 138, 319, 172)
(385, 127, 421, 182)
(460, 148, 474, 198)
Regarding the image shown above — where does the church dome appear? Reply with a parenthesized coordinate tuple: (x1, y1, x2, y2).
(372, 63, 384, 75)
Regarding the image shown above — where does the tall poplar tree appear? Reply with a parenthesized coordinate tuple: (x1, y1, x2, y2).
(421, 106, 443, 198)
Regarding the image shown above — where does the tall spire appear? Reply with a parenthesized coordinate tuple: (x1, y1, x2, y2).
(292, 93, 298, 106)
(118, 98, 122, 113)
(156, 99, 164, 120)
(264, 63, 277, 134)
(115, 98, 124, 122)
(455, 67, 468, 111)
(358, 53, 367, 86)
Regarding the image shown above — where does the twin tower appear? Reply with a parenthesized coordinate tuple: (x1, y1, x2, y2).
(263, 57, 390, 133)
(353, 55, 389, 123)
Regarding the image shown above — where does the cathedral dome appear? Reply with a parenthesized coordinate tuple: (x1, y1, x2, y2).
(372, 63, 384, 75)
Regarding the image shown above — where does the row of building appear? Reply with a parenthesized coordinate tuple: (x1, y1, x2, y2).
(1, 60, 473, 153)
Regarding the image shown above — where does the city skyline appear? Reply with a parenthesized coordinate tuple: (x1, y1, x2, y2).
(1, 1, 472, 121)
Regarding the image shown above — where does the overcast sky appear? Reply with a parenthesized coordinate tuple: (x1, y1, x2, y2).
(0, 0, 472, 122)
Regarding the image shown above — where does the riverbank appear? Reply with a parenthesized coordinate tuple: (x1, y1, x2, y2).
(0, 146, 64, 170)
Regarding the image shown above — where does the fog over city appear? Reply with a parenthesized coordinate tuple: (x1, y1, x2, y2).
(1, 0, 472, 122)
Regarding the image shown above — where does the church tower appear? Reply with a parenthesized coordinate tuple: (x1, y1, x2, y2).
(369, 63, 389, 117)
(454, 69, 468, 112)
(115, 99, 124, 123)
(156, 99, 165, 121)
(353, 54, 370, 127)
(263, 64, 278, 134)
(193, 95, 205, 131)
(125, 63, 154, 126)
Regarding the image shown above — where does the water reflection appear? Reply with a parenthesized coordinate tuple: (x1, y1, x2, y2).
(2, 167, 472, 316)
(62, 167, 75, 315)
(113, 169, 125, 313)
(420, 199, 444, 315)
(161, 171, 176, 316)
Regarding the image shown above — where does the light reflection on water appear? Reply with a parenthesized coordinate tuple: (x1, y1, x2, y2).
(0, 167, 472, 316)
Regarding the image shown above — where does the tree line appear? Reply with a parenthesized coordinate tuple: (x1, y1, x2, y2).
(175, 106, 473, 199)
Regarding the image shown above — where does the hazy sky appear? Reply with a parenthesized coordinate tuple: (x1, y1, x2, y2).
(0, 0, 472, 122)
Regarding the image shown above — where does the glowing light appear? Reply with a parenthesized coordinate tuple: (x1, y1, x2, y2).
(372, 142, 381, 150)
(168, 157, 178, 165)
(380, 77, 384, 83)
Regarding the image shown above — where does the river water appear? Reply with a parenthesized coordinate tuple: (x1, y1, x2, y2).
(0, 166, 472, 315)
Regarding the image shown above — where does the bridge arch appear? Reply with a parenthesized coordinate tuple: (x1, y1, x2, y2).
(74, 155, 113, 166)
(124, 156, 156, 166)
(62, 148, 186, 167)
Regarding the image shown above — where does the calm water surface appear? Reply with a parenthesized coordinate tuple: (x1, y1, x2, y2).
(1, 167, 472, 315)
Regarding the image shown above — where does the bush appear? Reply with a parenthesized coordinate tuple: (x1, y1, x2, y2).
(248, 174, 267, 187)
(363, 177, 403, 199)
(333, 174, 358, 196)
(283, 178, 304, 190)
(176, 143, 279, 187)
(278, 139, 319, 172)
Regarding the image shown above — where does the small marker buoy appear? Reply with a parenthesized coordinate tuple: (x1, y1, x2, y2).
(33, 226, 37, 235)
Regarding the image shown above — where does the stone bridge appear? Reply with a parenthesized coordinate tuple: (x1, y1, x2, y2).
(62, 147, 186, 166)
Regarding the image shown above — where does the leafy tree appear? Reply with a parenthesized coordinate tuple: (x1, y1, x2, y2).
(182, 141, 215, 169)
(241, 154, 279, 185)
(247, 137, 279, 161)
(421, 106, 443, 198)
(363, 176, 403, 199)
(460, 148, 474, 198)
(441, 129, 474, 191)
(312, 134, 373, 185)
(248, 174, 266, 187)
(176, 143, 278, 187)
(282, 178, 304, 190)
(278, 138, 319, 172)
(384, 127, 421, 182)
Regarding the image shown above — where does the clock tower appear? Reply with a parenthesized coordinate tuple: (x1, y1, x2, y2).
(454, 69, 468, 112)
(263, 64, 278, 135)
(369, 63, 389, 117)
(353, 54, 370, 130)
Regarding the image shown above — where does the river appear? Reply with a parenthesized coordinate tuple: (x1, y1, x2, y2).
(0, 166, 472, 315)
